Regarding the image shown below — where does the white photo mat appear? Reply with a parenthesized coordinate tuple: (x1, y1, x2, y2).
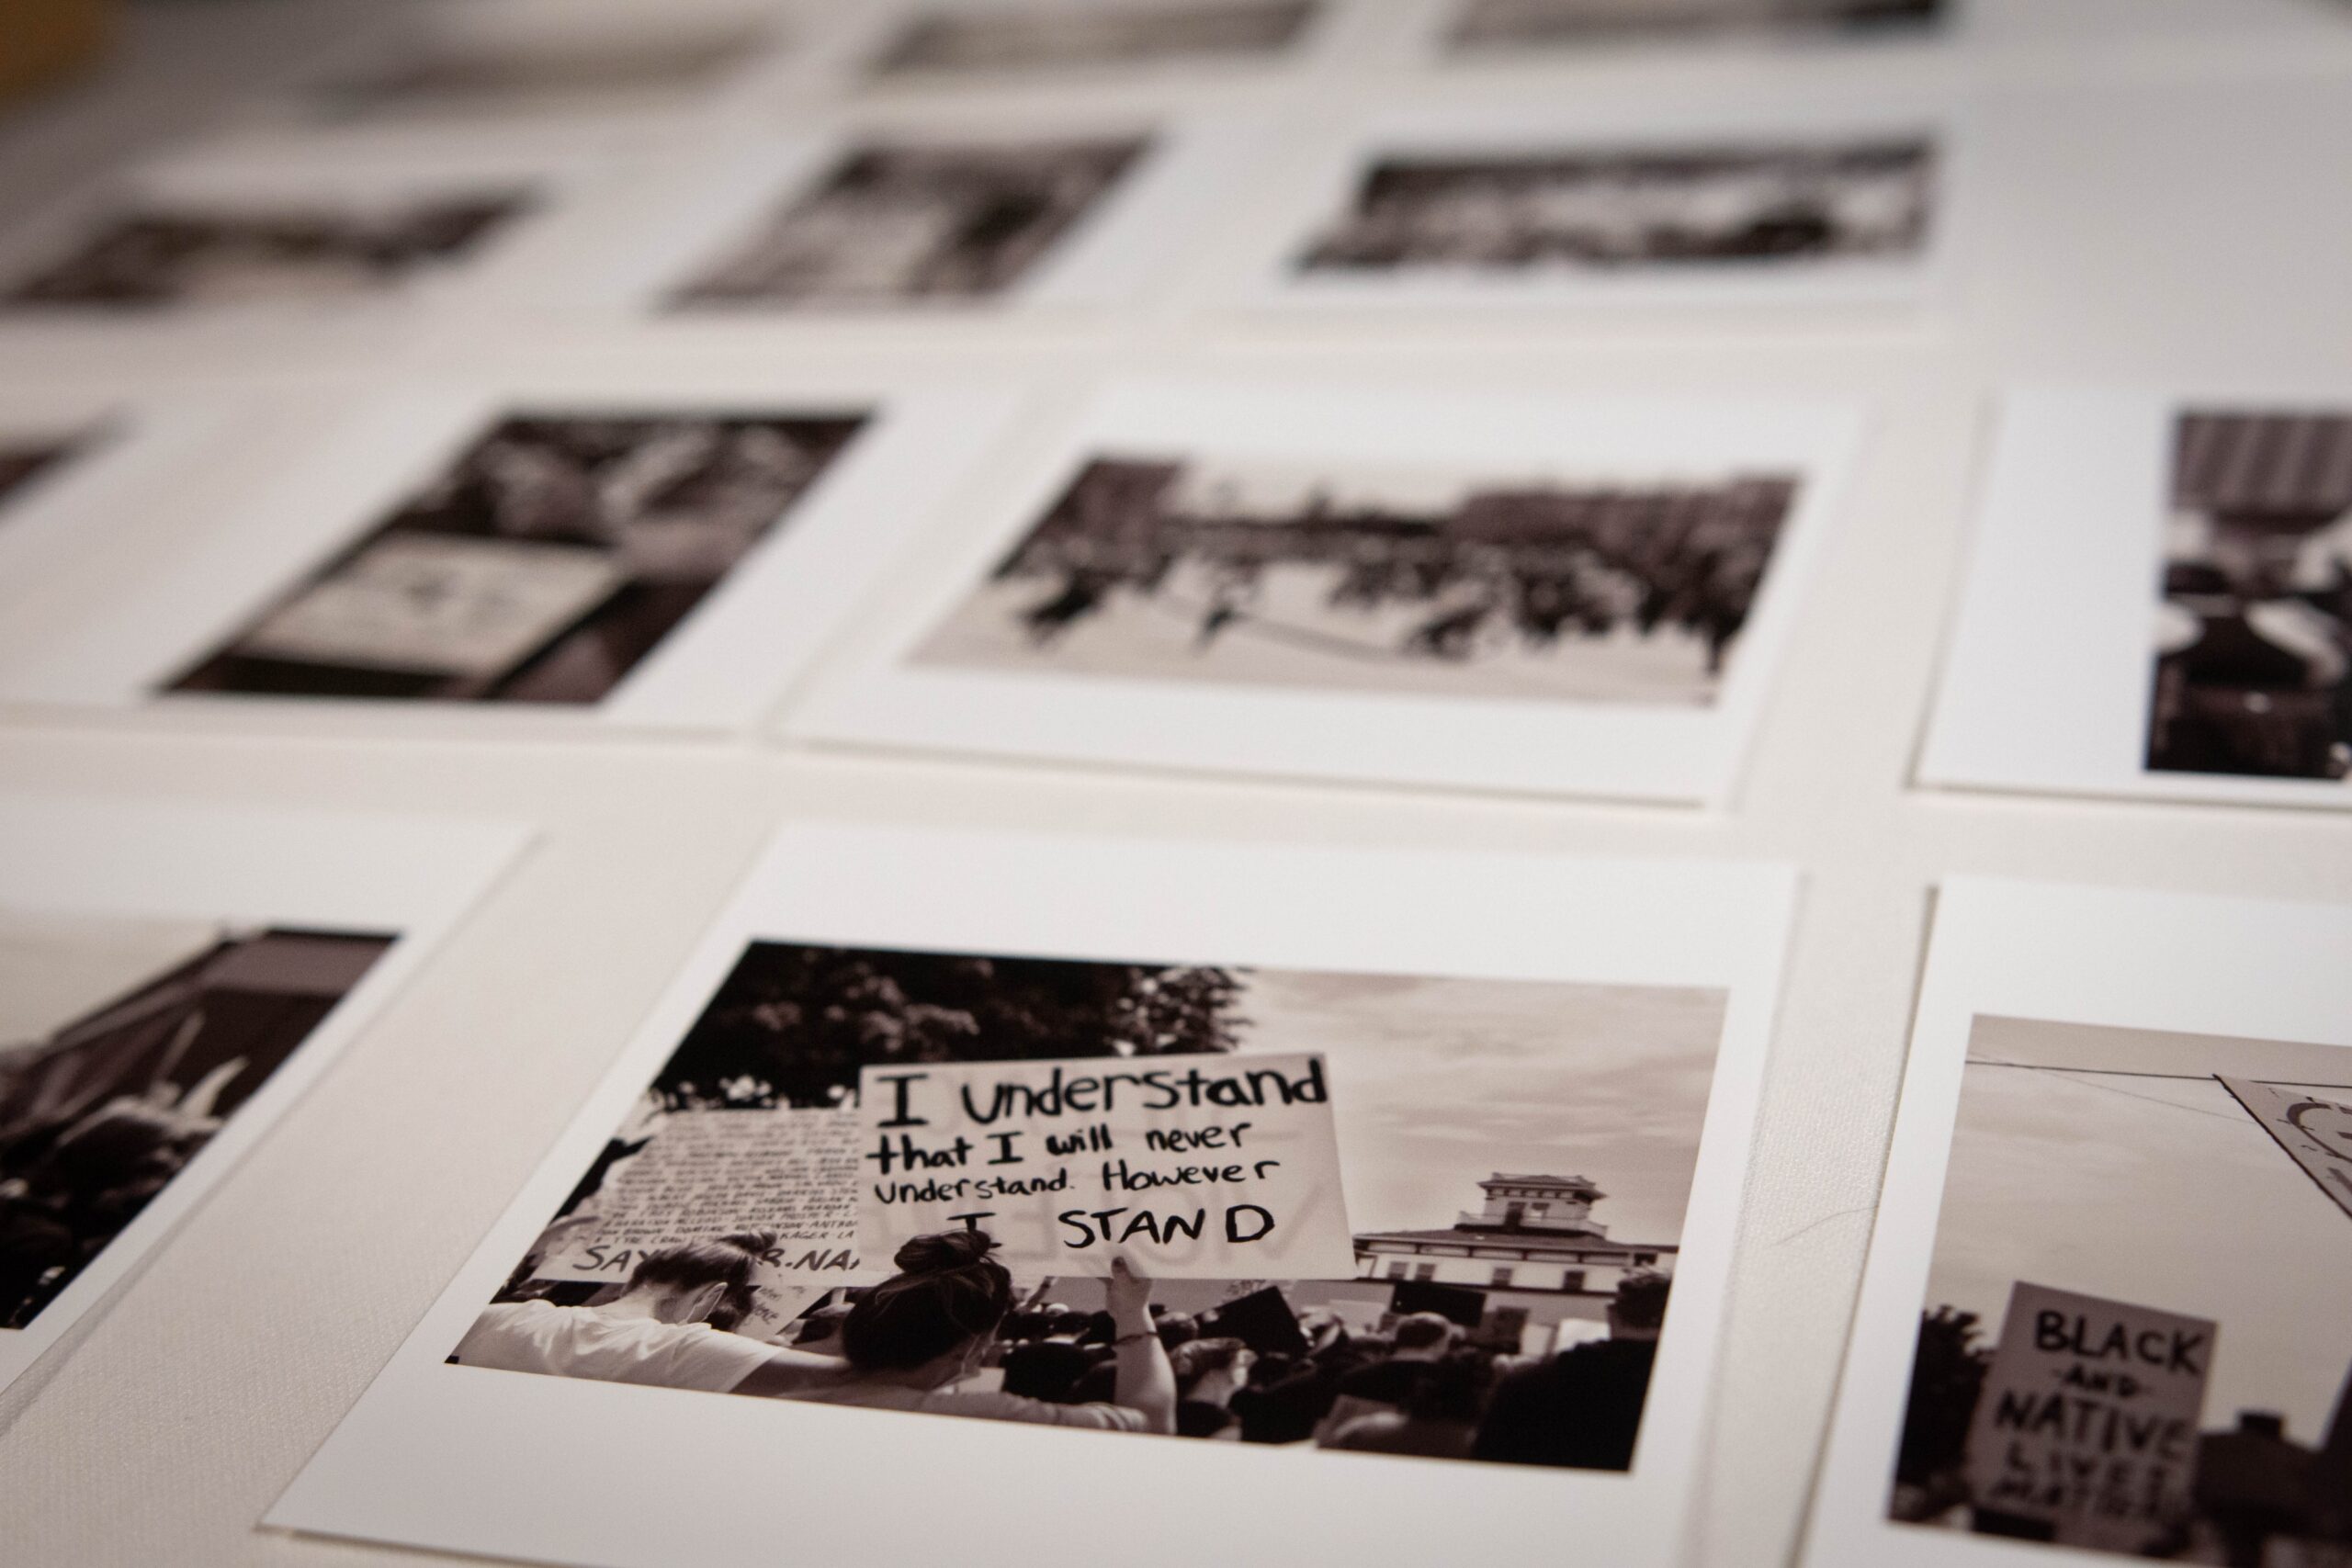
(788, 376, 1863, 803)
(1207, 89, 1970, 316)
(0, 373, 1023, 736)
(1803, 875, 2352, 1568)
(1919, 386, 2352, 810)
(267, 822, 1796, 1568)
(0, 794, 530, 1396)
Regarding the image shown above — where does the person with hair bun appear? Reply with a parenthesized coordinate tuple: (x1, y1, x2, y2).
(792, 1230, 1176, 1434)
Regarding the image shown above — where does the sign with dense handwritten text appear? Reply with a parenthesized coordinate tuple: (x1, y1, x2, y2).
(854, 1053, 1354, 1279)
(1963, 1281, 2215, 1551)
(2220, 1077, 2352, 1224)
(537, 1107, 872, 1342)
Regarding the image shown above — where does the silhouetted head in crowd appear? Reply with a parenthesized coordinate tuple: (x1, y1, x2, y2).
(1404, 1351, 1490, 1426)
(1169, 1336, 1253, 1405)
(622, 1234, 768, 1326)
(1391, 1312, 1456, 1361)
(1045, 1308, 1093, 1339)
(1608, 1269, 1671, 1343)
(1154, 1310, 1199, 1350)
(839, 1230, 1012, 1382)
(1000, 1339, 1094, 1402)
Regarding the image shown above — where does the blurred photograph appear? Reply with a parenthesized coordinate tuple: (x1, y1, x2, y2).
(1449, 0, 1943, 49)
(2150, 409, 2352, 783)
(874, 1, 1314, 75)
(167, 411, 866, 704)
(1296, 138, 1934, 276)
(0, 916, 392, 1329)
(912, 451, 1799, 705)
(0, 191, 535, 309)
(313, 20, 772, 118)
(0, 437, 77, 510)
(457, 940, 1723, 1472)
(670, 138, 1147, 308)
(1888, 1016, 2352, 1561)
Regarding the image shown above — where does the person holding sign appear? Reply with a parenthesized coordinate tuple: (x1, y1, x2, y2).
(791, 1231, 1178, 1434)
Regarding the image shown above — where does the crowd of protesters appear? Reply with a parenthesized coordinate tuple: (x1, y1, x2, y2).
(461, 1225, 1672, 1471)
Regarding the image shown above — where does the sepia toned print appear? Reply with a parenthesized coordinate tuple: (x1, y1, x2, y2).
(875, 1, 1313, 75)
(670, 138, 1146, 307)
(168, 411, 865, 704)
(0, 917, 392, 1329)
(912, 453, 1797, 705)
(0, 193, 534, 309)
(2150, 409, 2352, 784)
(1889, 1018, 2352, 1561)
(1297, 139, 1933, 276)
(457, 941, 1722, 1472)
(1450, 0, 1942, 49)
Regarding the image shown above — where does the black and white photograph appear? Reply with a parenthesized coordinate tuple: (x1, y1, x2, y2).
(0, 916, 392, 1330)
(0, 191, 537, 310)
(1886, 1016, 2352, 1562)
(166, 410, 867, 705)
(871, 1, 1316, 76)
(668, 137, 1148, 308)
(913, 451, 1797, 705)
(1447, 0, 1945, 50)
(1295, 137, 1935, 276)
(2150, 409, 2352, 784)
(456, 939, 1720, 1471)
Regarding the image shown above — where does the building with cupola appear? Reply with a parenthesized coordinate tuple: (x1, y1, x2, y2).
(1351, 1172, 1677, 1328)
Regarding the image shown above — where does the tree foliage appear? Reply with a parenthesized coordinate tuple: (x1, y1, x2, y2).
(652, 944, 1248, 1111)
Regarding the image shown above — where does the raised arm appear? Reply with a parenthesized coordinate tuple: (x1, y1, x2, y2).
(1102, 1257, 1176, 1436)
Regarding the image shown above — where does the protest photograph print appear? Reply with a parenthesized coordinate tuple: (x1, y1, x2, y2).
(1295, 137, 1934, 278)
(791, 378, 1858, 802)
(273, 825, 1793, 1568)
(1885, 1018, 2352, 1562)
(911, 450, 1796, 706)
(1805, 878, 2352, 1568)
(0, 795, 526, 1395)
(666, 135, 1148, 309)
(1444, 0, 1947, 52)
(1919, 390, 2352, 811)
(0, 917, 393, 1332)
(165, 410, 866, 705)
(2149, 409, 2352, 786)
(455, 941, 1715, 1470)
(869, 0, 1317, 78)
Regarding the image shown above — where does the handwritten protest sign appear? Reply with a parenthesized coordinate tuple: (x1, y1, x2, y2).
(854, 1052, 1355, 1279)
(2219, 1077, 2352, 1224)
(1964, 1281, 2215, 1552)
(539, 1106, 871, 1338)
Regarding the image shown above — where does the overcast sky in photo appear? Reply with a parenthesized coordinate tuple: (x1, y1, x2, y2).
(1229, 967, 1724, 1246)
(1924, 1021, 2352, 1443)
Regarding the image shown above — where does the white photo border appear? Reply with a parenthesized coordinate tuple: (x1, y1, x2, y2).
(268, 821, 1796, 1568)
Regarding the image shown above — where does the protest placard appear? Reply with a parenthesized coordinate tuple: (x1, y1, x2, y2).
(1963, 1281, 2216, 1551)
(2219, 1077, 2352, 1224)
(538, 1107, 868, 1339)
(854, 1052, 1355, 1279)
